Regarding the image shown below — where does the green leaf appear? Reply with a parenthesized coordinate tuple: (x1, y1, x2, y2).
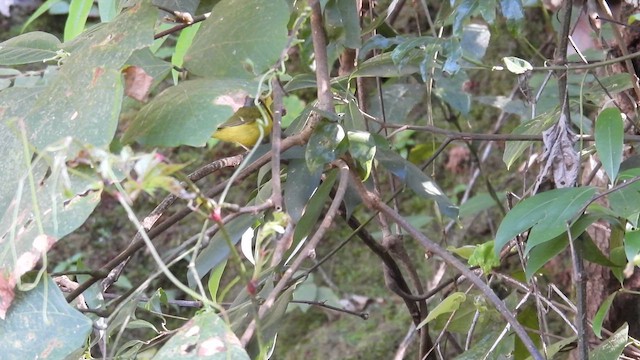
(375, 136, 458, 219)
(595, 108, 624, 184)
(291, 275, 318, 313)
(589, 323, 628, 360)
(347, 131, 376, 180)
(183, 0, 289, 78)
(468, 241, 500, 273)
(153, 311, 250, 360)
(172, 22, 201, 84)
(189, 215, 256, 288)
(524, 189, 595, 254)
(524, 187, 596, 253)
(433, 70, 471, 114)
(524, 336, 577, 360)
(0, 31, 61, 65)
(588, 73, 634, 101)
(351, 52, 424, 78)
(495, 187, 596, 255)
(448, 245, 476, 260)
(499, 0, 524, 20)
(207, 260, 227, 304)
(0, 276, 92, 358)
(461, 23, 490, 61)
(284, 159, 322, 223)
(391, 36, 438, 66)
(502, 56, 532, 74)
(580, 233, 618, 267)
(417, 292, 466, 329)
(514, 306, 541, 358)
(368, 83, 424, 124)
(305, 120, 346, 173)
(454, 332, 509, 359)
(123, 78, 257, 147)
(64, 0, 94, 42)
(24, 2, 156, 150)
(449, 0, 480, 36)
(503, 110, 558, 169)
(345, 98, 366, 131)
(459, 192, 507, 218)
(624, 229, 640, 263)
(20, 0, 64, 33)
(525, 233, 568, 280)
(98, 0, 118, 22)
(325, 0, 361, 49)
(288, 170, 338, 259)
(608, 187, 640, 227)
(0, 109, 103, 298)
(593, 292, 617, 339)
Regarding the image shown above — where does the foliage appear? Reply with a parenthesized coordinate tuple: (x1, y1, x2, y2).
(1, 0, 640, 359)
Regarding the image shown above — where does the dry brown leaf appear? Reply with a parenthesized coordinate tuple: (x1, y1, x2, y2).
(538, 114, 578, 189)
(0, 274, 16, 320)
(123, 65, 153, 102)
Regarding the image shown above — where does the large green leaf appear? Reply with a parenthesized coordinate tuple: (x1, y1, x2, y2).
(284, 159, 322, 223)
(188, 214, 257, 288)
(122, 78, 258, 147)
(183, 0, 289, 79)
(524, 214, 599, 280)
(367, 83, 424, 124)
(590, 323, 628, 360)
(288, 170, 338, 260)
(305, 120, 346, 173)
(374, 136, 458, 219)
(22, 2, 156, 151)
(153, 310, 250, 360)
(0, 31, 61, 65)
(494, 187, 596, 255)
(64, 0, 93, 41)
(324, 0, 361, 49)
(524, 187, 596, 253)
(0, 276, 92, 358)
(595, 108, 624, 184)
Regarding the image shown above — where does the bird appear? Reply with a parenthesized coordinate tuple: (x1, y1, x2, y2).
(212, 95, 273, 148)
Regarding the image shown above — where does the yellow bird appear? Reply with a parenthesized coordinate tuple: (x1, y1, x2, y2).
(213, 95, 274, 148)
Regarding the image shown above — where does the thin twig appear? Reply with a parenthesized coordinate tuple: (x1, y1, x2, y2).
(154, 12, 210, 39)
(270, 78, 284, 211)
(380, 123, 640, 142)
(290, 299, 369, 319)
(567, 224, 588, 359)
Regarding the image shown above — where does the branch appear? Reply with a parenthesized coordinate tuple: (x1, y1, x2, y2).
(350, 172, 545, 360)
(290, 300, 369, 319)
(381, 123, 640, 142)
(154, 12, 210, 39)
